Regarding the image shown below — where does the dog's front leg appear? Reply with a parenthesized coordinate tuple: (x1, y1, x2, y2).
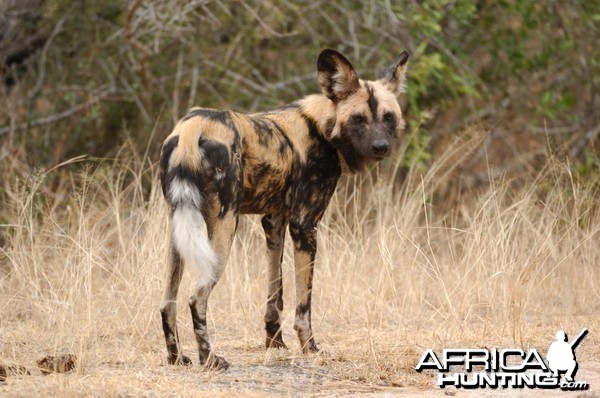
(261, 214, 289, 349)
(289, 222, 319, 353)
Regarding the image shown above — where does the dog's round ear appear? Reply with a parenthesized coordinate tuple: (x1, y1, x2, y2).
(378, 51, 409, 96)
(317, 49, 360, 103)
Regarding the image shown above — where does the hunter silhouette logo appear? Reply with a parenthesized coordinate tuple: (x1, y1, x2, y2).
(546, 328, 588, 382)
(416, 328, 589, 390)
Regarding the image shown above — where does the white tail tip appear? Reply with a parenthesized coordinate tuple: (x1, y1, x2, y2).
(171, 204, 217, 288)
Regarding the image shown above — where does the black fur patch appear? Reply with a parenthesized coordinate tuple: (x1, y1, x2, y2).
(261, 214, 286, 251)
(183, 108, 230, 126)
(366, 83, 379, 122)
(300, 112, 321, 140)
(289, 224, 318, 254)
(251, 118, 273, 146)
(240, 159, 293, 215)
(199, 137, 230, 170)
(188, 299, 212, 358)
(317, 50, 340, 75)
(160, 307, 180, 358)
(317, 52, 338, 99)
(265, 318, 282, 337)
(190, 312, 208, 329)
(198, 137, 236, 218)
(269, 103, 301, 112)
(329, 130, 369, 173)
(291, 112, 342, 235)
(160, 135, 179, 198)
(296, 301, 311, 318)
(383, 112, 398, 136)
(269, 119, 295, 153)
(323, 118, 336, 137)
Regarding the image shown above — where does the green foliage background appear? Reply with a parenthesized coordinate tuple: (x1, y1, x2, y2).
(1, 0, 599, 194)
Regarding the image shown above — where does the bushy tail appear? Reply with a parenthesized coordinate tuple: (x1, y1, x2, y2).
(162, 132, 218, 288)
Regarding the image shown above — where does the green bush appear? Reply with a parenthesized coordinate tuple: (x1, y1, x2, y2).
(0, 0, 598, 181)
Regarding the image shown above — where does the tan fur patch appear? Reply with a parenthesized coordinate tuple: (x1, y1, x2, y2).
(166, 112, 234, 172)
(293, 249, 313, 300)
(370, 80, 405, 130)
(296, 95, 336, 137)
(328, 82, 369, 138)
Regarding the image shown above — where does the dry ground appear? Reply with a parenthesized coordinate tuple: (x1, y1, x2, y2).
(1, 320, 599, 397)
(1, 138, 599, 396)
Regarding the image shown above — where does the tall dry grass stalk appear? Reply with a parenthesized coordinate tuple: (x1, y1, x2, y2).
(0, 133, 598, 394)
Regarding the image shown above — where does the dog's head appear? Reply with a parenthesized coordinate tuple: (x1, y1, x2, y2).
(317, 49, 409, 172)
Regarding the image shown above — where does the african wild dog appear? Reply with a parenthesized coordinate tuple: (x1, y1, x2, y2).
(159, 49, 409, 370)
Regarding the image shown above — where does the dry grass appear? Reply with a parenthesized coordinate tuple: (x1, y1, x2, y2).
(1, 134, 599, 396)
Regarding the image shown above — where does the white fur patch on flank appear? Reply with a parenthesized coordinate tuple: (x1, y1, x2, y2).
(171, 196, 217, 289)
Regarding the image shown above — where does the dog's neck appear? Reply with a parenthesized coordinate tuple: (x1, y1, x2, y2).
(296, 94, 359, 174)
(296, 94, 336, 138)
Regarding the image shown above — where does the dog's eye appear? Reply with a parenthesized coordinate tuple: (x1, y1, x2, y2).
(383, 112, 395, 123)
(350, 114, 367, 125)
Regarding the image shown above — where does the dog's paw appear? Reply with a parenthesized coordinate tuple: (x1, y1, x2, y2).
(265, 334, 288, 350)
(203, 354, 230, 371)
(167, 354, 192, 366)
(301, 339, 319, 354)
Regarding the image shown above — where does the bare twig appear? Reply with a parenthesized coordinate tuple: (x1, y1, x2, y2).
(239, 1, 297, 38)
(28, 17, 65, 100)
(172, 50, 184, 124)
(124, 0, 152, 112)
(0, 89, 113, 136)
(187, 65, 199, 110)
(117, 72, 151, 122)
(203, 59, 268, 94)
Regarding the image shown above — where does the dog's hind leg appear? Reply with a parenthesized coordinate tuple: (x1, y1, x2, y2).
(261, 214, 289, 349)
(188, 211, 237, 370)
(160, 241, 192, 365)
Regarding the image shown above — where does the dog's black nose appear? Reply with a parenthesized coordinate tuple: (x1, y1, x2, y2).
(372, 140, 389, 156)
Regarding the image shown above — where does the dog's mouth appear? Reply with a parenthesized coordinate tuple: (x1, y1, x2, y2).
(371, 152, 390, 161)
